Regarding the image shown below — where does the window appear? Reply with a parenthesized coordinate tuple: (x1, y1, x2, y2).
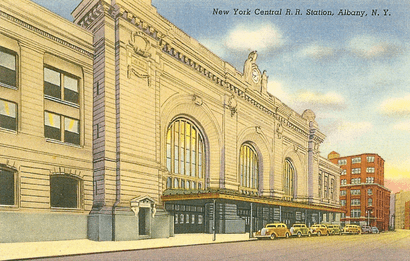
(351, 189, 361, 195)
(340, 190, 347, 196)
(366, 177, 374, 183)
(0, 99, 17, 131)
(368, 198, 373, 206)
(166, 118, 205, 189)
(351, 178, 361, 184)
(44, 112, 80, 145)
(341, 200, 346, 206)
(0, 168, 15, 205)
(367, 156, 375, 163)
(352, 168, 361, 174)
(351, 199, 361, 206)
(318, 172, 322, 197)
(283, 158, 295, 198)
(351, 209, 361, 218)
(0, 47, 17, 88)
(341, 179, 347, 185)
(44, 67, 79, 104)
(341, 169, 346, 175)
(338, 159, 347, 165)
(240, 144, 259, 192)
(352, 157, 361, 164)
(366, 167, 375, 173)
(368, 189, 373, 195)
(50, 175, 79, 208)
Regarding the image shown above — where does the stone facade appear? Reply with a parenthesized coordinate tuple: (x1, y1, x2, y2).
(0, 0, 341, 242)
(0, 0, 93, 242)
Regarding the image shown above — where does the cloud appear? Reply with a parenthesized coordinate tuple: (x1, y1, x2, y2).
(299, 44, 334, 60)
(293, 90, 345, 109)
(380, 94, 410, 117)
(225, 23, 284, 51)
(348, 35, 404, 59)
(322, 121, 373, 149)
(198, 38, 226, 57)
(267, 81, 290, 104)
(385, 161, 410, 180)
(392, 120, 410, 131)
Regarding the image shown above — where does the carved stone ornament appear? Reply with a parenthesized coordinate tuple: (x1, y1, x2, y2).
(227, 95, 237, 117)
(129, 31, 151, 58)
(193, 95, 203, 106)
(276, 123, 283, 139)
(130, 195, 156, 218)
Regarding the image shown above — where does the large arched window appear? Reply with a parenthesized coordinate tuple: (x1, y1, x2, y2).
(283, 159, 295, 199)
(166, 118, 205, 190)
(239, 143, 259, 194)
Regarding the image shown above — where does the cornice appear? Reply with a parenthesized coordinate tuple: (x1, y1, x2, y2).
(0, 10, 93, 58)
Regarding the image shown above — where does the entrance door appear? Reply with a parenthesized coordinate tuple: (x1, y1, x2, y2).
(139, 208, 148, 235)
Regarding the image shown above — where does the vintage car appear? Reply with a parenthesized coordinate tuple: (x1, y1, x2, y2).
(371, 227, 380, 234)
(342, 224, 362, 235)
(254, 223, 291, 240)
(361, 225, 372, 234)
(309, 224, 330, 236)
(290, 223, 311, 237)
(324, 224, 341, 235)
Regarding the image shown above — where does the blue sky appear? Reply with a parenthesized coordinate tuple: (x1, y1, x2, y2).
(33, 0, 410, 192)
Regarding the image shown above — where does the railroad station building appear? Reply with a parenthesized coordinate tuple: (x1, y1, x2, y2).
(0, 0, 342, 242)
(328, 152, 391, 231)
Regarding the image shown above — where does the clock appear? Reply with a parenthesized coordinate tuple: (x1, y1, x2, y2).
(252, 69, 260, 83)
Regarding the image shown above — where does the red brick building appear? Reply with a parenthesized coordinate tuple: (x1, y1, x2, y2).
(328, 152, 391, 231)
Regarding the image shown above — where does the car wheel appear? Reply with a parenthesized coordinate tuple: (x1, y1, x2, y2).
(297, 232, 302, 238)
(285, 233, 290, 239)
(308, 232, 311, 237)
(317, 231, 321, 237)
(270, 233, 276, 240)
(327, 232, 330, 236)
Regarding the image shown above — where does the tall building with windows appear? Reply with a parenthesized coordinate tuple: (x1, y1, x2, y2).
(394, 190, 410, 230)
(0, 0, 94, 242)
(1, 0, 342, 242)
(328, 152, 391, 231)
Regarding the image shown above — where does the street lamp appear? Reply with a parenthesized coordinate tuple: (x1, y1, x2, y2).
(367, 210, 372, 226)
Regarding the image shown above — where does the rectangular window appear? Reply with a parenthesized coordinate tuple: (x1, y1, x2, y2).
(0, 99, 17, 131)
(341, 169, 346, 175)
(341, 179, 347, 185)
(366, 177, 374, 183)
(366, 167, 375, 173)
(50, 176, 78, 208)
(351, 199, 360, 206)
(352, 168, 361, 174)
(45, 111, 61, 141)
(45, 112, 80, 145)
(368, 189, 373, 195)
(340, 190, 346, 196)
(64, 117, 80, 145)
(338, 159, 347, 165)
(44, 67, 79, 104)
(367, 156, 375, 163)
(0, 169, 15, 205)
(0, 48, 17, 88)
(340, 200, 346, 206)
(351, 209, 361, 218)
(352, 157, 361, 164)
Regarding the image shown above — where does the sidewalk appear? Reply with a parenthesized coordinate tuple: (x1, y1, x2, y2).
(0, 233, 254, 260)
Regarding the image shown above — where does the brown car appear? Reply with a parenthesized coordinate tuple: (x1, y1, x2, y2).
(309, 224, 330, 236)
(254, 223, 291, 240)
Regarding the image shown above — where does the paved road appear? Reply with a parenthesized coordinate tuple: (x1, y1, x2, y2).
(32, 230, 410, 261)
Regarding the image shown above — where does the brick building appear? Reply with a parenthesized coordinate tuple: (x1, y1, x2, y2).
(328, 152, 391, 231)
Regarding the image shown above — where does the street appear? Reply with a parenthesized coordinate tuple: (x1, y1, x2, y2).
(30, 230, 410, 261)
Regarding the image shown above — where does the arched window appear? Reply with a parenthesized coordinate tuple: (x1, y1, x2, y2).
(239, 143, 259, 193)
(368, 198, 373, 206)
(166, 118, 205, 190)
(50, 175, 80, 208)
(283, 159, 295, 199)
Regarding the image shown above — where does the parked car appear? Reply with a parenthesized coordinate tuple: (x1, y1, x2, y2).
(254, 223, 291, 240)
(342, 224, 361, 235)
(371, 227, 380, 234)
(290, 224, 311, 237)
(324, 224, 341, 235)
(361, 225, 372, 234)
(310, 224, 330, 236)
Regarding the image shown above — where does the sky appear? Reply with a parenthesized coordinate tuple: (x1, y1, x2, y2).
(32, 0, 410, 193)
